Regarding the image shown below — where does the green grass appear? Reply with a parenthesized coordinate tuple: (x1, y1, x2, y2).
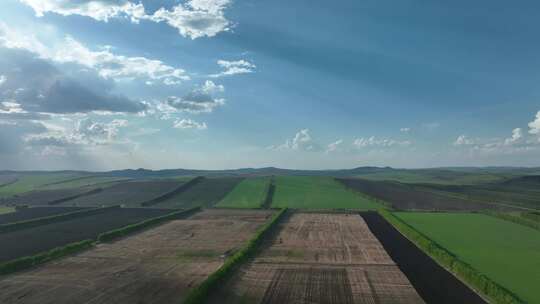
(271, 176, 381, 209)
(395, 212, 540, 304)
(0, 207, 15, 215)
(356, 170, 510, 185)
(0, 173, 82, 197)
(216, 177, 270, 208)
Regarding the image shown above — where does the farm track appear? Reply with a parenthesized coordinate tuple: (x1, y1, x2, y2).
(208, 212, 425, 304)
(0, 209, 275, 304)
(360, 212, 487, 304)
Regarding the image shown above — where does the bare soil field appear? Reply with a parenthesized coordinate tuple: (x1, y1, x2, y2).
(0, 206, 90, 224)
(59, 180, 183, 207)
(337, 178, 512, 211)
(360, 212, 487, 304)
(1, 188, 102, 206)
(0, 209, 274, 304)
(209, 212, 425, 304)
(0, 208, 171, 263)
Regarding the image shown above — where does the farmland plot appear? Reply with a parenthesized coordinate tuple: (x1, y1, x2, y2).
(216, 177, 270, 208)
(209, 213, 425, 304)
(1, 188, 102, 206)
(0, 206, 90, 224)
(151, 177, 244, 209)
(59, 180, 183, 207)
(0, 208, 171, 263)
(0, 209, 274, 304)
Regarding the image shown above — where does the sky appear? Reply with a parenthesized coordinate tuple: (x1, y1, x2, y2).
(0, 0, 539, 171)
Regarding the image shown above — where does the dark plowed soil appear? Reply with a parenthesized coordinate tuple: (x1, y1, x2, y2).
(0, 206, 90, 224)
(360, 212, 487, 304)
(338, 178, 509, 211)
(261, 268, 354, 304)
(0, 208, 171, 263)
(1, 188, 100, 206)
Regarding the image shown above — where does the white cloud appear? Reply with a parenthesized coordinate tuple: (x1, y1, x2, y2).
(529, 111, 540, 135)
(148, 0, 232, 39)
(167, 80, 225, 114)
(454, 135, 474, 146)
(354, 136, 411, 148)
(0, 23, 189, 85)
(173, 118, 207, 130)
(270, 129, 321, 152)
(326, 139, 343, 153)
(19, 0, 145, 22)
(211, 59, 256, 77)
(504, 128, 523, 145)
(0, 75, 6, 86)
(400, 127, 410, 133)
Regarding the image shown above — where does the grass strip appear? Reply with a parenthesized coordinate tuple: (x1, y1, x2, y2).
(0, 205, 120, 233)
(183, 208, 287, 304)
(0, 239, 94, 275)
(97, 207, 201, 242)
(379, 209, 525, 304)
(522, 212, 540, 223)
(485, 212, 540, 231)
(261, 177, 275, 209)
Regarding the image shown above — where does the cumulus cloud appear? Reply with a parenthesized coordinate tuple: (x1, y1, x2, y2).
(0, 47, 146, 114)
(211, 59, 256, 77)
(19, 0, 233, 40)
(167, 80, 225, 114)
(0, 24, 189, 85)
(0, 75, 6, 86)
(173, 118, 207, 130)
(504, 128, 523, 145)
(326, 139, 343, 153)
(454, 135, 474, 146)
(400, 127, 410, 133)
(354, 136, 411, 148)
(529, 111, 540, 135)
(270, 129, 321, 152)
(19, 0, 145, 22)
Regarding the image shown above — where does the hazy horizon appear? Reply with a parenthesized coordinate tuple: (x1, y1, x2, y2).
(1, 0, 540, 171)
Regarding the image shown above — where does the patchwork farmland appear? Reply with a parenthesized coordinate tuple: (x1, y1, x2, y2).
(0, 168, 538, 304)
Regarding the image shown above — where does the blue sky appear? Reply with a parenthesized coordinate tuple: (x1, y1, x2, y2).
(0, 0, 539, 170)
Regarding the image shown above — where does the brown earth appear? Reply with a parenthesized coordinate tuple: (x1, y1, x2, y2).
(208, 212, 425, 304)
(0, 209, 274, 304)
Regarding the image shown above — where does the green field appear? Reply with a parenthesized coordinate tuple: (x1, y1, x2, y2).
(0, 173, 82, 197)
(215, 177, 270, 208)
(152, 177, 244, 209)
(395, 212, 540, 304)
(272, 176, 381, 209)
(356, 169, 510, 185)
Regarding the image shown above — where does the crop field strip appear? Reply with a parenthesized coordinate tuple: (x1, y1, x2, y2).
(208, 212, 425, 304)
(57, 179, 184, 207)
(0, 209, 275, 304)
(150, 177, 245, 209)
(0, 207, 172, 263)
(272, 176, 382, 209)
(215, 177, 271, 208)
(395, 212, 540, 304)
(0, 206, 91, 225)
(337, 178, 516, 211)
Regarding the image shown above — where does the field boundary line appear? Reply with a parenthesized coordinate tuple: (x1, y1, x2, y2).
(183, 208, 288, 304)
(140, 176, 205, 207)
(0, 205, 120, 233)
(483, 211, 540, 231)
(47, 187, 104, 205)
(97, 207, 201, 242)
(261, 176, 275, 209)
(378, 209, 525, 304)
(335, 178, 393, 209)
